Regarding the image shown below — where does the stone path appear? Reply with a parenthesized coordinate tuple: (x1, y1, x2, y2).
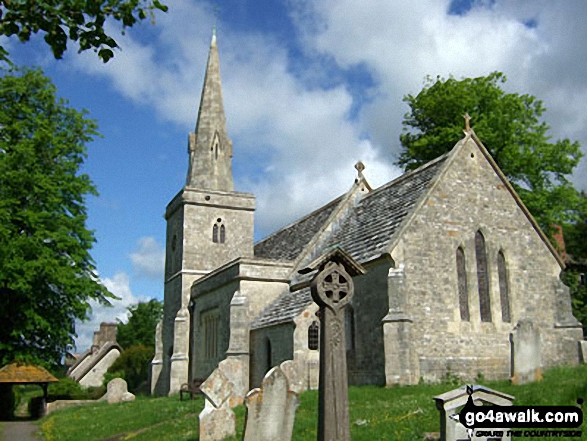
(1, 421, 41, 441)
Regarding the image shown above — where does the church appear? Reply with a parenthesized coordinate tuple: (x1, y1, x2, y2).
(150, 34, 583, 397)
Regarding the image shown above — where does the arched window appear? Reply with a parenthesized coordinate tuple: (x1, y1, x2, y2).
(497, 250, 511, 323)
(475, 231, 492, 322)
(345, 306, 355, 351)
(456, 246, 470, 321)
(308, 321, 319, 350)
(212, 219, 225, 244)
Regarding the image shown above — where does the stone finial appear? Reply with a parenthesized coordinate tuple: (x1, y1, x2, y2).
(355, 161, 365, 180)
(463, 113, 471, 131)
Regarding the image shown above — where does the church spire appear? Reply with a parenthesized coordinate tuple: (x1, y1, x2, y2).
(186, 32, 234, 191)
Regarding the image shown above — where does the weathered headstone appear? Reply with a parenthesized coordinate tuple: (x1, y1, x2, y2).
(434, 385, 514, 441)
(300, 247, 365, 441)
(243, 366, 300, 441)
(99, 378, 135, 404)
(579, 340, 587, 364)
(198, 368, 236, 441)
(510, 319, 542, 384)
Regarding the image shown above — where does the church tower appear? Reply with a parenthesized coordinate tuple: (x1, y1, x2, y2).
(151, 33, 255, 396)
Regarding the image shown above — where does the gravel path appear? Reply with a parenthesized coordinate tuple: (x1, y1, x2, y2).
(1, 421, 41, 441)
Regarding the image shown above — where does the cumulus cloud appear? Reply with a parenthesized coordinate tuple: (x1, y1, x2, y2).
(74, 272, 147, 352)
(291, 0, 587, 191)
(129, 236, 165, 280)
(64, 0, 587, 241)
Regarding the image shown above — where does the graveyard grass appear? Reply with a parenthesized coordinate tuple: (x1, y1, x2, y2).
(39, 364, 586, 441)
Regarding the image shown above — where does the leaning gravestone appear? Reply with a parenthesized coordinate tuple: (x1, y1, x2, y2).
(300, 247, 365, 441)
(243, 366, 300, 441)
(99, 378, 135, 404)
(510, 319, 542, 384)
(198, 368, 236, 441)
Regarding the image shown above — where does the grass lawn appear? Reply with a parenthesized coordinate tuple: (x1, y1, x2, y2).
(39, 364, 587, 441)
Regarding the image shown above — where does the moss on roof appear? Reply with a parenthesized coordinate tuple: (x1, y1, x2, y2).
(0, 362, 58, 384)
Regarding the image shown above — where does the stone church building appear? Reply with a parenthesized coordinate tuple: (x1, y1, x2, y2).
(150, 34, 583, 396)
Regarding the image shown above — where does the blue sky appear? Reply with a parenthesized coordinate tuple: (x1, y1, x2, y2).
(5, 0, 587, 351)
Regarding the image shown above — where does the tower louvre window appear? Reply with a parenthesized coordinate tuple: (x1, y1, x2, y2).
(475, 230, 492, 322)
(212, 219, 226, 244)
(456, 246, 470, 321)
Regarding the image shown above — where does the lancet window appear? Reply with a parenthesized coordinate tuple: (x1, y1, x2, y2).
(475, 230, 492, 322)
(308, 321, 319, 350)
(456, 246, 470, 321)
(212, 218, 225, 243)
(497, 250, 511, 323)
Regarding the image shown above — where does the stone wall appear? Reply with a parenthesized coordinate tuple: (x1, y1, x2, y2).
(388, 136, 582, 382)
(190, 259, 292, 385)
(78, 347, 121, 388)
(349, 259, 391, 385)
(249, 323, 295, 387)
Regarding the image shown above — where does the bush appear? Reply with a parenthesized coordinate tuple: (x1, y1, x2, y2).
(47, 377, 84, 399)
(107, 345, 154, 393)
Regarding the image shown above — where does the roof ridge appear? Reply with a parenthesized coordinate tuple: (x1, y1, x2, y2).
(365, 152, 451, 199)
(254, 194, 345, 247)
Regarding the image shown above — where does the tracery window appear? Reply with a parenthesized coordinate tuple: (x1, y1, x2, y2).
(212, 219, 225, 243)
(475, 230, 492, 322)
(456, 246, 470, 321)
(203, 311, 219, 361)
(497, 250, 511, 323)
(308, 321, 319, 350)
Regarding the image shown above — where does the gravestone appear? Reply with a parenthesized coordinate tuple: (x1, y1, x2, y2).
(99, 378, 135, 404)
(434, 385, 514, 441)
(300, 247, 365, 441)
(243, 366, 300, 441)
(510, 319, 542, 384)
(579, 340, 587, 364)
(198, 368, 236, 441)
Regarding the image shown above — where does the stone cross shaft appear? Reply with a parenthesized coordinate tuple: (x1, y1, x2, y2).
(311, 260, 353, 441)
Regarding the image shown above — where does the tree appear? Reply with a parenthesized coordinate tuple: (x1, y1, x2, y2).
(399, 72, 584, 233)
(0, 67, 112, 368)
(0, 0, 168, 63)
(116, 299, 163, 349)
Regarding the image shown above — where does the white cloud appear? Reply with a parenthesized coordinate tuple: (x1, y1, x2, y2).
(74, 272, 146, 352)
(64, 0, 587, 241)
(129, 236, 165, 280)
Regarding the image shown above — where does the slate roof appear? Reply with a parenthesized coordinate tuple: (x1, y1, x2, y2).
(254, 196, 343, 260)
(250, 287, 313, 329)
(322, 153, 448, 262)
(0, 363, 58, 384)
(251, 153, 448, 329)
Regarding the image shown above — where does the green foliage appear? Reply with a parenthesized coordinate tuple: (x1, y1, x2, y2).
(117, 299, 163, 349)
(107, 344, 154, 393)
(47, 377, 84, 398)
(399, 72, 584, 232)
(0, 67, 113, 368)
(0, 1, 168, 64)
(562, 270, 587, 337)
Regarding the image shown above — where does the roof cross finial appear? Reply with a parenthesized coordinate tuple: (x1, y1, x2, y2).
(463, 113, 471, 131)
(355, 161, 365, 180)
